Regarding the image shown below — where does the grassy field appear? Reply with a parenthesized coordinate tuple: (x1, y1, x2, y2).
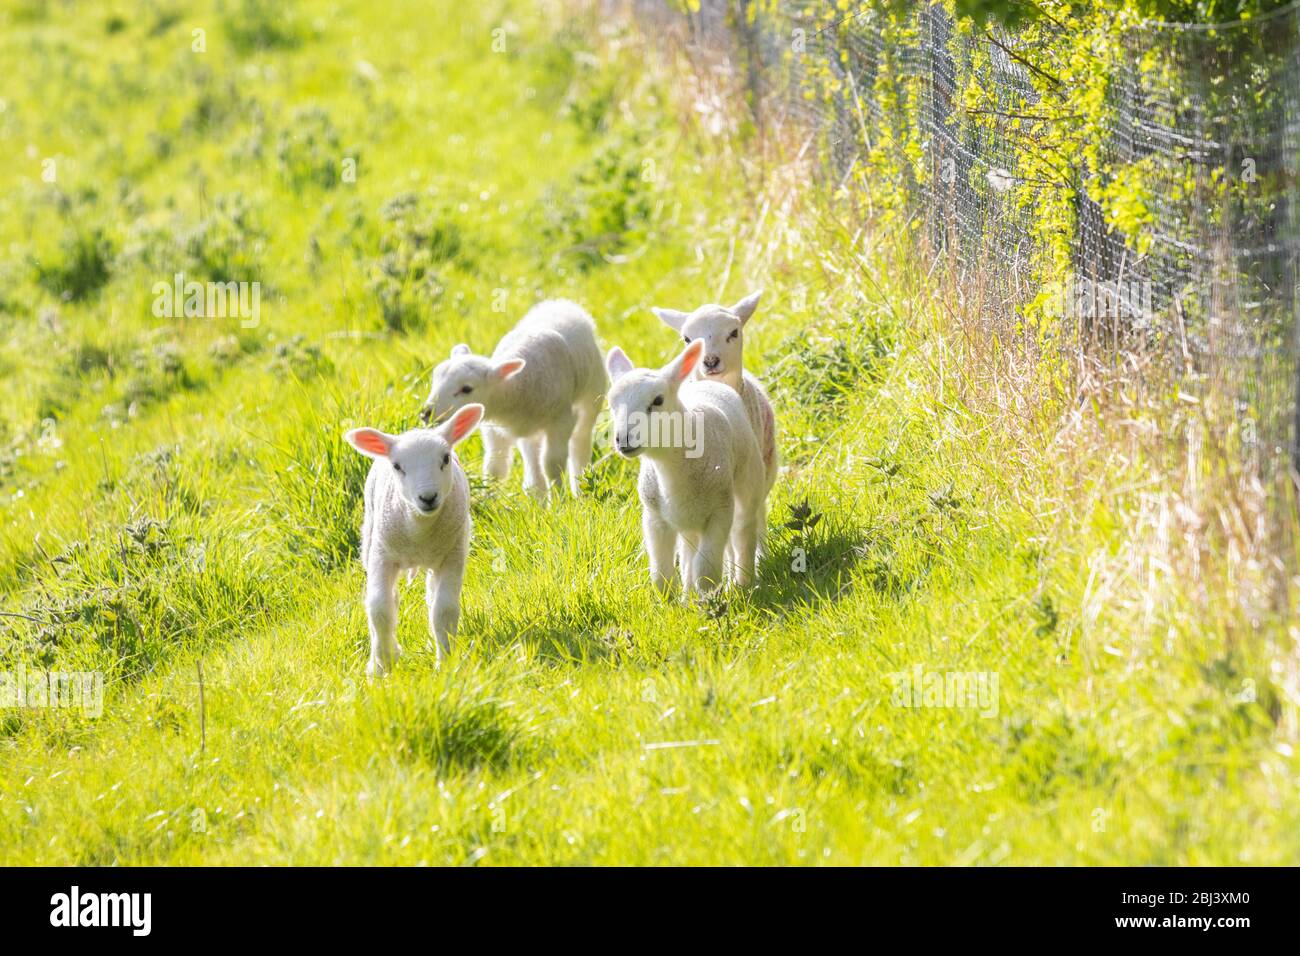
(0, 0, 1296, 865)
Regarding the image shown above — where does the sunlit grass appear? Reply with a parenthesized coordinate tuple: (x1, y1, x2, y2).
(0, 0, 1295, 865)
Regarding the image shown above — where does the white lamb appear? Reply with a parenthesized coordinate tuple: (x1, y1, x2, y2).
(652, 291, 779, 497)
(606, 340, 767, 595)
(420, 299, 606, 500)
(345, 404, 485, 677)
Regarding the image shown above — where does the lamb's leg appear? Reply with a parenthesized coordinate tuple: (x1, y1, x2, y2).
(754, 498, 769, 562)
(365, 561, 401, 678)
(643, 509, 677, 594)
(518, 435, 546, 501)
(542, 408, 577, 494)
(677, 534, 698, 595)
(567, 396, 600, 496)
(481, 423, 513, 481)
(426, 550, 465, 663)
(691, 516, 731, 595)
(729, 502, 760, 588)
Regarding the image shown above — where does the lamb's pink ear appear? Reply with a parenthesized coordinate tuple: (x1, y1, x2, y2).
(652, 307, 689, 331)
(492, 358, 525, 380)
(451, 343, 471, 357)
(730, 290, 762, 324)
(441, 403, 484, 445)
(606, 346, 633, 382)
(345, 428, 394, 459)
(668, 339, 705, 384)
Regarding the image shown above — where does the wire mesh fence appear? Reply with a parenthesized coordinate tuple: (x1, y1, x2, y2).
(628, 0, 1300, 489)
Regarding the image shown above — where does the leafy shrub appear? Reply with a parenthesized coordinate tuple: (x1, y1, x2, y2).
(222, 0, 307, 54)
(267, 334, 332, 378)
(207, 333, 261, 371)
(366, 192, 467, 332)
(533, 23, 618, 134)
(0, 514, 273, 680)
(181, 193, 263, 283)
(32, 227, 114, 302)
(182, 73, 245, 137)
(275, 107, 356, 191)
(536, 140, 652, 271)
(100, 341, 200, 424)
(764, 317, 893, 413)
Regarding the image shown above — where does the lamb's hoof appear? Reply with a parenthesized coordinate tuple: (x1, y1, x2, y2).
(366, 643, 402, 679)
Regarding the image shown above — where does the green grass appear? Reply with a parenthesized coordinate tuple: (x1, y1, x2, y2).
(0, 0, 1296, 865)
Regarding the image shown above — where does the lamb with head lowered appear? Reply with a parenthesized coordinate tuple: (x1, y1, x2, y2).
(420, 299, 606, 501)
(606, 339, 767, 595)
(345, 404, 484, 677)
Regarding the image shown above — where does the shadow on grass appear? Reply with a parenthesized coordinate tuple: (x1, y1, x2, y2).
(464, 597, 641, 667)
(750, 503, 871, 613)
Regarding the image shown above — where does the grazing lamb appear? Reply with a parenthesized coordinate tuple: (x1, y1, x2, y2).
(652, 290, 779, 496)
(420, 299, 606, 500)
(606, 340, 766, 595)
(345, 404, 484, 676)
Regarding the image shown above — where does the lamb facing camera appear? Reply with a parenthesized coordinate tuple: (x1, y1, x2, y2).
(345, 404, 484, 676)
(606, 340, 767, 595)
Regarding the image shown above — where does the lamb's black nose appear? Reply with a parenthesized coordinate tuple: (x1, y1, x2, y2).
(703, 355, 721, 369)
(418, 493, 439, 510)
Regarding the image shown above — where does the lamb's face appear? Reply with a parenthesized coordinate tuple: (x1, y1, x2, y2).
(604, 342, 702, 459)
(345, 405, 484, 517)
(607, 369, 673, 458)
(385, 430, 456, 516)
(679, 307, 743, 381)
(651, 292, 760, 387)
(422, 355, 491, 424)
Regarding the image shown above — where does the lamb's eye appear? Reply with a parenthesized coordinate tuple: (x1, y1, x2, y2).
(442, 453, 450, 467)
(392, 462, 404, 474)
(683, 336, 691, 344)
(651, 395, 663, 407)
(727, 330, 739, 341)
(459, 385, 473, 395)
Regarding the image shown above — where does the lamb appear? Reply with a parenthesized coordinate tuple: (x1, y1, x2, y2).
(652, 291, 779, 498)
(345, 404, 485, 677)
(606, 339, 767, 595)
(420, 299, 606, 501)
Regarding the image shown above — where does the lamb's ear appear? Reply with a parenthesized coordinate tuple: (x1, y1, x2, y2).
(440, 403, 484, 445)
(345, 427, 395, 459)
(666, 339, 705, 385)
(606, 346, 634, 382)
(451, 343, 471, 357)
(730, 290, 762, 324)
(491, 357, 525, 380)
(652, 307, 689, 331)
